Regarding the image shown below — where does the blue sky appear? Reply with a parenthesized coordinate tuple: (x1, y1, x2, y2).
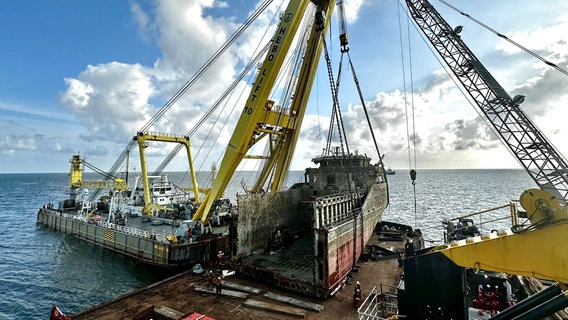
(1, 0, 568, 173)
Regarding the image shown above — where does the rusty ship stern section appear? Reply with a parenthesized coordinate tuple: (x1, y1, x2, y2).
(235, 149, 388, 298)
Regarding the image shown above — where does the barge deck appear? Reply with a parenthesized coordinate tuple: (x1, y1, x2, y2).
(69, 222, 417, 320)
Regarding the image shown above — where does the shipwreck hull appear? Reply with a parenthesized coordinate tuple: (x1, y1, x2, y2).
(235, 181, 388, 298)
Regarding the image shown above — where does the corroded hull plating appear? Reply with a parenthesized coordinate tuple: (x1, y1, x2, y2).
(319, 183, 387, 293)
(235, 152, 388, 298)
(314, 183, 387, 295)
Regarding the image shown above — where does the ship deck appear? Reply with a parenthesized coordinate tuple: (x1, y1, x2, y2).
(241, 234, 314, 283)
(125, 216, 187, 235)
(69, 224, 412, 320)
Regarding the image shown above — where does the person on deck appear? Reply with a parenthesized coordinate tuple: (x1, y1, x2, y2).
(217, 250, 224, 266)
(353, 281, 362, 308)
(215, 277, 223, 298)
(207, 270, 214, 288)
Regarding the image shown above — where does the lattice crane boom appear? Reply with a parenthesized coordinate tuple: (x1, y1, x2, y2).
(406, 0, 568, 205)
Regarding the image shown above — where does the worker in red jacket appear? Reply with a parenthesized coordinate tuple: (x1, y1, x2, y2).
(215, 277, 223, 298)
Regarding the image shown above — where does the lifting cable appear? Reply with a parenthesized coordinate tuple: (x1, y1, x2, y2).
(345, 51, 384, 166)
(89, 0, 274, 200)
(82, 159, 119, 180)
(321, 36, 348, 156)
(438, 0, 568, 77)
(140, 0, 275, 133)
(397, 1, 418, 227)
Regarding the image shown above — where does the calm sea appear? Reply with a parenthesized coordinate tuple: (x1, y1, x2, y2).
(0, 169, 535, 319)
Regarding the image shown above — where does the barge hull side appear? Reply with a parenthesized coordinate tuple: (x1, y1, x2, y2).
(37, 209, 229, 268)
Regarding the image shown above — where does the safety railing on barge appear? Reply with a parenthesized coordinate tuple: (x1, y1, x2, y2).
(357, 284, 399, 320)
(442, 200, 524, 243)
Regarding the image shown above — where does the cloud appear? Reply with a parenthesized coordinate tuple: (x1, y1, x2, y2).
(0, 133, 42, 154)
(60, 62, 155, 143)
(130, 2, 153, 42)
(59, 0, 249, 152)
(55, 0, 567, 172)
(341, 0, 365, 24)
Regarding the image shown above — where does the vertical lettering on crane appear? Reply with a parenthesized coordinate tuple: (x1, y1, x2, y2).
(242, 22, 289, 122)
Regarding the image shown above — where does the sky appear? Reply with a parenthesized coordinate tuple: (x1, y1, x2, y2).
(1, 0, 567, 174)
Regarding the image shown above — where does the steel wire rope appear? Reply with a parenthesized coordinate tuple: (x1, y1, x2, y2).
(189, 0, 289, 193)
(345, 51, 384, 167)
(152, 44, 270, 177)
(403, 1, 568, 197)
(214, 0, 293, 192)
(156, 43, 270, 191)
(321, 37, 348, 156)
(150, 0, 284, 190)
(263, 9, 316, 190)
(322, 14, 361, 268)
(397, 1, 419, 228)
(321, 29, 337, 156)
(249, 33, 307, 191)
(438, 0, 568, 77)
(343, 50, 389, 217)
(139, 0, 275, 134)
(89, 0, 274, 201)
(197, 58, 266, 191)
(406, 14, 419, 230)
(82, 159, 120, 180)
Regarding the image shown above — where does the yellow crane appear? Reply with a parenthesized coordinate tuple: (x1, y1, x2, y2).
(191, 0, 336, 224)
(134, 131, 200, 215)
(68, 153, 127, 192)
(398, 0, 568, 318)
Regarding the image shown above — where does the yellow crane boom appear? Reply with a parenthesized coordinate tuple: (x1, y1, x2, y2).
(68, 154, 127, 191)
(192, 0, 335, 224)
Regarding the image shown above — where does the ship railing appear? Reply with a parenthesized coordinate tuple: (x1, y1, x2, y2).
(99, 222, 172, 243)
(443, 201, 521, 243)
(315, 190, 365, 228)
(357, 284, 398, 320)
(99, 221, 152, 238)
(61, 212, 79, 219)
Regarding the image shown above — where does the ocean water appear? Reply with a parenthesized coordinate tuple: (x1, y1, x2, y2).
(0, 169, 536, 319)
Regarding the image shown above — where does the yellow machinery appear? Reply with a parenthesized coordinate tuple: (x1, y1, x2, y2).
(134, 131, 200, 215)
(436, 190, 568, 283)
(68, 153, 127, 192)
(69, 131, 202, 216)
(191, 0, 336, 224)
(399, 0, 568, 317)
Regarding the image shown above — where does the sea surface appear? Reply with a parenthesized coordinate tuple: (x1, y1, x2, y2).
(0, 169, 536, 319)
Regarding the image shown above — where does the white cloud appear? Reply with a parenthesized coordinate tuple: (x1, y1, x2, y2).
(54, 0, 568, 173)
(131, 2, 152, 42)
(340, 0, 364, 24)
(0, 134, 40, 154)
(60, 62, 155, 143)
